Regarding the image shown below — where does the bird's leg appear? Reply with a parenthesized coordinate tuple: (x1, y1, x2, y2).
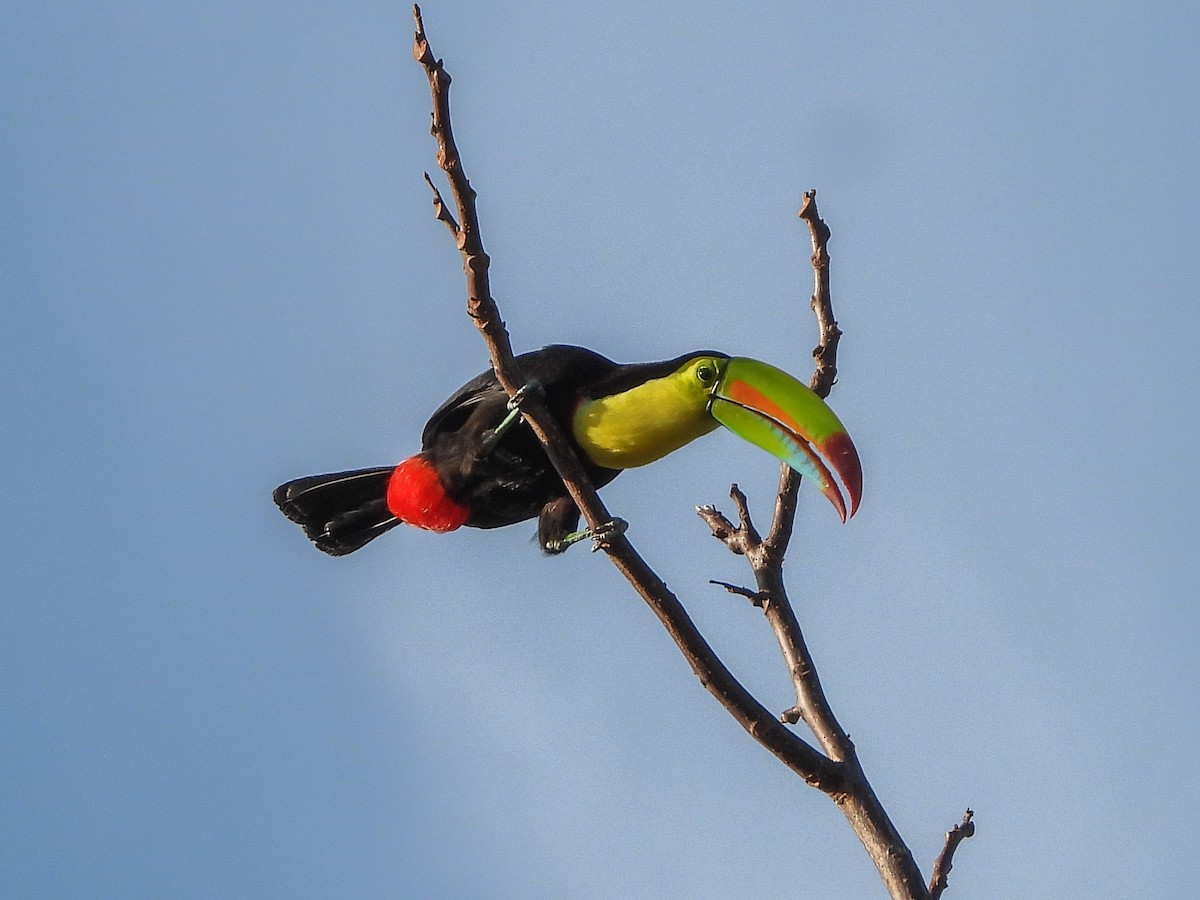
(478, 380, 543, 457)
(545, 517, 628, 554)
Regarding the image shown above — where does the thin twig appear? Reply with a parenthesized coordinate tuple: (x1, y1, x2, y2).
(799, 190, 840, 402)
(422, 172, 460, 235)
(413, 4, 509, 360)
(929, 810, 975, 899)
(696, 505, 746, 554)
(763, 190, 840, 561)
(728, 484, 762, 550)
(704, 191, 851, 755)
(696, 484, 761, 555)
(926, 816, 974, 897)
(698, 193, 935, 899)
(709, 580, 771, 608)
(758, 191, 852, 756)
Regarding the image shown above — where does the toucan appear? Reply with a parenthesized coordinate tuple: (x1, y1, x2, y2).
(274, 345, 862, 555)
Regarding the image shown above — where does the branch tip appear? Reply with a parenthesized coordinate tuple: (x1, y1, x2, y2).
(709, 579, 770, 608)
(727, 483, 762, 549)
(697, 505, 748, 555)
(929, 809, 976, 899)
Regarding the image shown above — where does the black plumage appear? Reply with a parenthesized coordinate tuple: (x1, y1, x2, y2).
(274, 345, 705, 554)
(273, 468, 397, 556)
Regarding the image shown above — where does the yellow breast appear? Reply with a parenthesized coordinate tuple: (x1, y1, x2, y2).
(572, 374, 719, 469)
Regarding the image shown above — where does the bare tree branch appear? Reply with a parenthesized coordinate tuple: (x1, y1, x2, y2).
(929, 810, 976, 899)
(695, 504, 745, 553)
(761, 191, 840, 559)
(421, 172, 460, 236)
(697, 192, 939, 898)
(708, 580, 771, 608)
(412, 2, 842, 795)
(749, 191, 854, 757)
(412, 6, 510, 366)
(411, 8, 971, 897)
(697, 483, 760, 555)
(799, 190, 841, 401)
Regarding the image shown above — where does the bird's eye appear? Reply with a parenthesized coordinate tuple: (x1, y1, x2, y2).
(695, 362, 718, 385)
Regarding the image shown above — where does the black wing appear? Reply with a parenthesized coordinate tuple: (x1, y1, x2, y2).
(420, 366, 502, 450)
(420, 344, 619, 448)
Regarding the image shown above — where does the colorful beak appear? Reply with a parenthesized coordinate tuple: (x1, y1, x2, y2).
(708, 358, 862, 521)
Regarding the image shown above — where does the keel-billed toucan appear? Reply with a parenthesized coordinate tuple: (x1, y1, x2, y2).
(274, 345, 862, 555)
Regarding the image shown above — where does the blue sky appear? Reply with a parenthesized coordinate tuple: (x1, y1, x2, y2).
(3, 2, 1198, 897)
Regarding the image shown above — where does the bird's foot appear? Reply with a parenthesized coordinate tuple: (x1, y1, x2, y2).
(479, 380, 544, 457)
(587, 517, 628, 551)
(546, 517, 628, 554)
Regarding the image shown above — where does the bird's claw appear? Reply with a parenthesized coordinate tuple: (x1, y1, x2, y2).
(479, 380, 544, 457)
(545, 517, 628, 554)
(588, 517, 627, 551)
(507, 380, 543, 411)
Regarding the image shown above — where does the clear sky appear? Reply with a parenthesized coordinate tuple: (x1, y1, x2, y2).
(3, 3, 1198, 898)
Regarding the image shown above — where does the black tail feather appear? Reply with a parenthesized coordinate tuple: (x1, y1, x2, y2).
(273, 467, 399, 556)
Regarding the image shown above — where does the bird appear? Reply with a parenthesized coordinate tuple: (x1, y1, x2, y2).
(273, 344, 862, 556)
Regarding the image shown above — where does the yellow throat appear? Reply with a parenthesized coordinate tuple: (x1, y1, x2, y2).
(572, 362, 720, 469)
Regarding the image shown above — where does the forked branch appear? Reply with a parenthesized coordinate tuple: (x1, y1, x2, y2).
(410, 8, 971, 897)
(413, 0, 840, 793)
(696, 192, 942, 897)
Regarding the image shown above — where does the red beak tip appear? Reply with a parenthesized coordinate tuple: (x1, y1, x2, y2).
(822, 430, 862, 523)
